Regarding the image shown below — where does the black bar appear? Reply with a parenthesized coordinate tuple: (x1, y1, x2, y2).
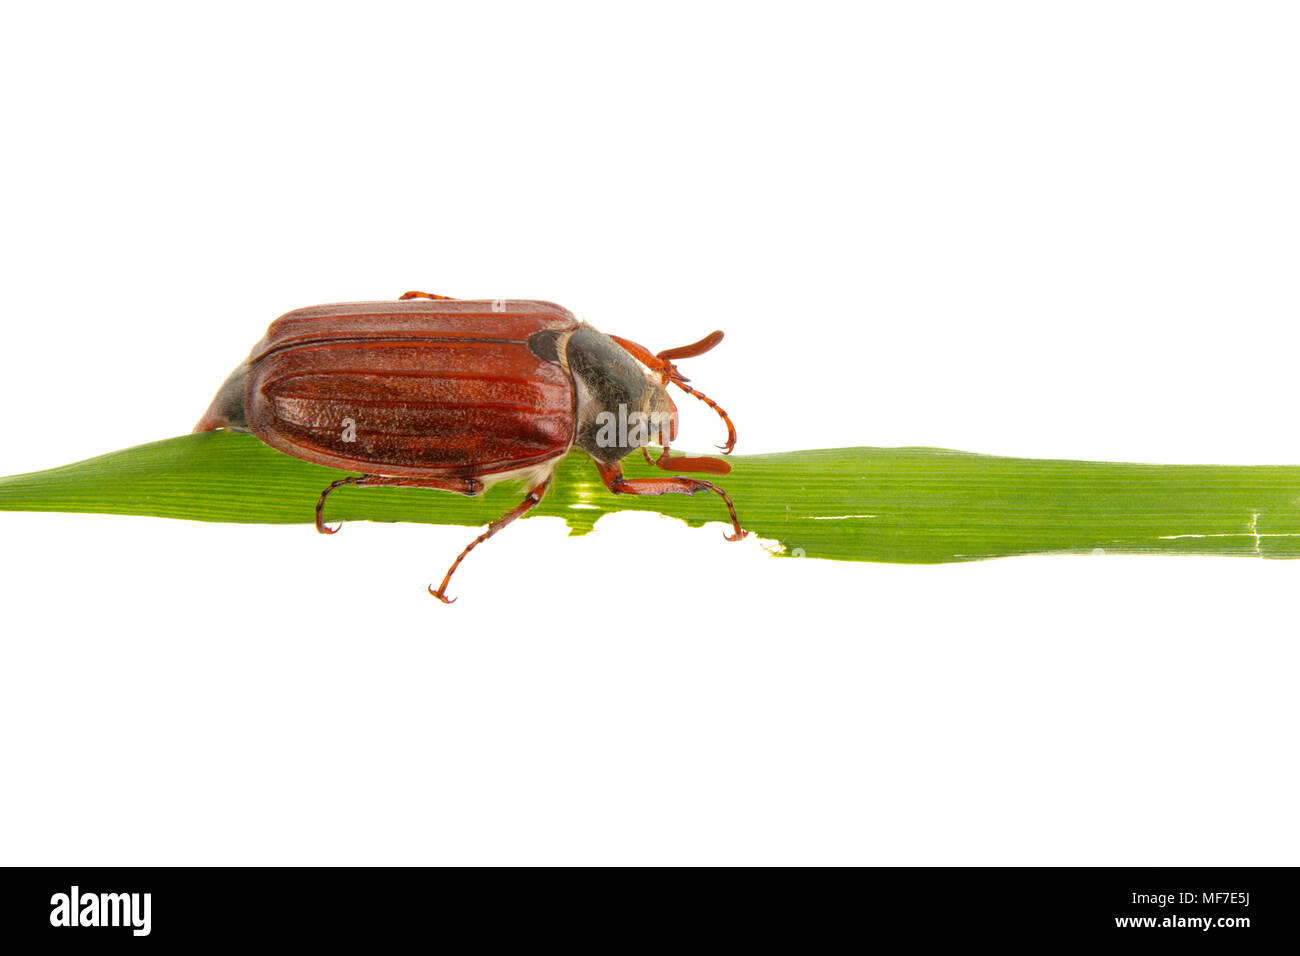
(0, 866, 1293, 945)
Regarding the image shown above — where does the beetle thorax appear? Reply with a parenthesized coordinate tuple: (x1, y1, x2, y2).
(563, 324, 676, 464)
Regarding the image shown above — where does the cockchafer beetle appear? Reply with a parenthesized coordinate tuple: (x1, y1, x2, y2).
(196, 291, 745, 602)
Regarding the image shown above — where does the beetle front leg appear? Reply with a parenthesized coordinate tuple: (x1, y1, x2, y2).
(429, 475, 553, 604)
(596, 462, 747, 541)
(316, 474, 484, 534)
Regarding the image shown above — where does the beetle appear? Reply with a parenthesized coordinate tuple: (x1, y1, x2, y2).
(195, 291, 745, 602)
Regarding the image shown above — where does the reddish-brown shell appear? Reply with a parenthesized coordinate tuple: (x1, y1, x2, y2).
(196, 299, 579, 478)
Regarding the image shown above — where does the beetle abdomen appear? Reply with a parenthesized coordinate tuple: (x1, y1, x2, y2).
(198, 300, 579, 478)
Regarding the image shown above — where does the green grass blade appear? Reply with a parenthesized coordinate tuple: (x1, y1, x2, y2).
(2, 431, 1299, 562)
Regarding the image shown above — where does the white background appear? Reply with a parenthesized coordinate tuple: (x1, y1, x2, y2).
(1, 2, 1297, 865)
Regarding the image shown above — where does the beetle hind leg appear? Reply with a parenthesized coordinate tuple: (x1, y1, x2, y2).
(429, 475, 553, 604)
(399, 291, 457, 300)
(316, 474, 484, 534)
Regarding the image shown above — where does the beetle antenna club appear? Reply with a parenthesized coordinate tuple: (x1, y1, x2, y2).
(640, 445, 731, 475)
(196, 294, 746, 601)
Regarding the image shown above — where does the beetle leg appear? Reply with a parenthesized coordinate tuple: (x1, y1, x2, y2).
(316, 474, 484, 534)
(316, 477, 357, 534)
(596, 462, 746, 542)
(399, 291, 457, 300)
(429, 475, 553, 604)
(666, 378, 738, 454)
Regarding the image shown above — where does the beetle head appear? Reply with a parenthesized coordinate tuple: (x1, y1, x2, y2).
(550, 322, 735, 474)
(606, 330, 738, 463)
(565, 324, 677, 465)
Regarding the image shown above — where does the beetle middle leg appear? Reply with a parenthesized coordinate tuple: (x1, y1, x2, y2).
(429, 475, 553, 604)
(316, 475, 484, 534)
(596, 462, 747, 542)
